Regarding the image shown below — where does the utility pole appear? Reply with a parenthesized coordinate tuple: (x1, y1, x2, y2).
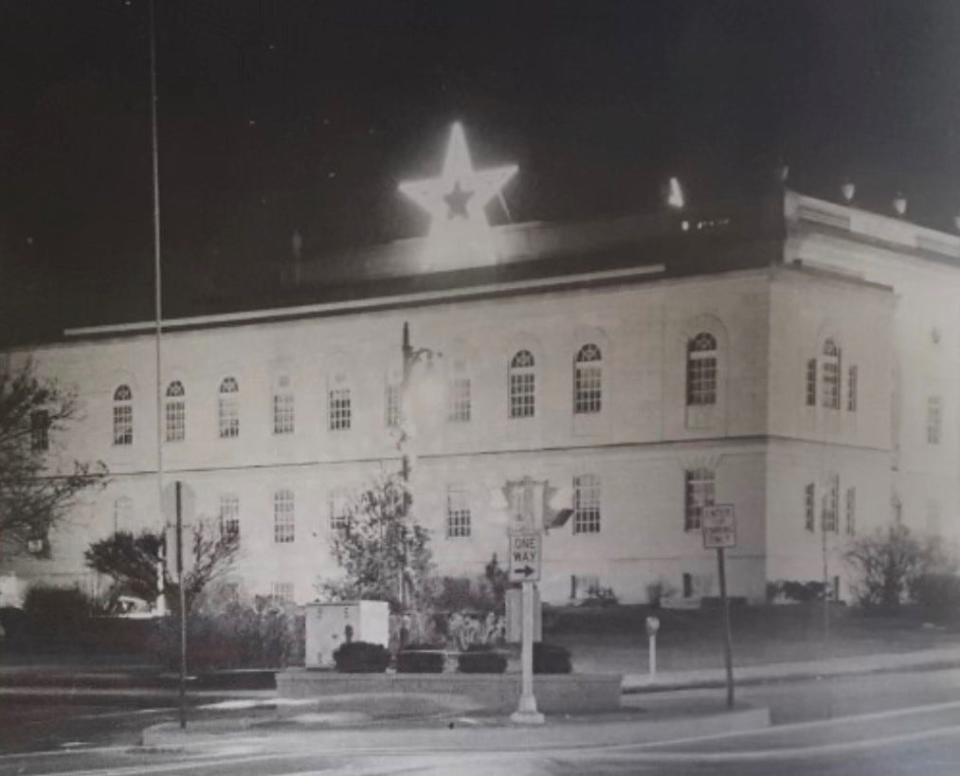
(148, 0, 167, 617)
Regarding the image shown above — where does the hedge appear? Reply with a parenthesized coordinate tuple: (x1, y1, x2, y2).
(333, 641, 390, 673)
(396, 643, 445, 673)
(457, 644, 507, 674)
(533, 641, 572, 674)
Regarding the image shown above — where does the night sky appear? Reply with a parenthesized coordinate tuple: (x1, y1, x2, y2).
(2, 0, 960, 344)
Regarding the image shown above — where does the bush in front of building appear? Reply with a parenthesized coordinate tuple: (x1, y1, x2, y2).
(333, 641, 391, 673)
(20, 585, 102, 652)
(396, 643, 446, 673)
(911, 572, 960, 623)
(149, 592, 304, 671)
(533, 641, 572, 674)
(456, 644, 507, 674)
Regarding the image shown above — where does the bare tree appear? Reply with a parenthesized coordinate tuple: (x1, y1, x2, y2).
(0, 359, 107, 556)
(85, 519, 238, 613)
(318, 472, 434, 611)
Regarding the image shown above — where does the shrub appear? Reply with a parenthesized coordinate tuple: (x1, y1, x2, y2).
(148, 595, 304, 671)
(333, 641, 390, 673)
(911, 573, 960, 622)
(533, 641, 572, 674)
(457, 644, 507, 674)
(768, 580, 826, 603)
(22, 586, 101, 651)
(396, 643, 445, 673)
(0, 607, 29, 649)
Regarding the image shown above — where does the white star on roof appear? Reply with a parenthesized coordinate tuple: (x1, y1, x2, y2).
(398, 122, 517, 264)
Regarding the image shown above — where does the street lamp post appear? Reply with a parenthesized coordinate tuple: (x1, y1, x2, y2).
(396, 321, 440, 609)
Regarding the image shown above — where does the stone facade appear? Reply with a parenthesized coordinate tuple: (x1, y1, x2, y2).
(4, 190, 956, 606)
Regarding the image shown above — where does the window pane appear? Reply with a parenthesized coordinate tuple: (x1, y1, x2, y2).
(573, 474, 601, 534)
(448, 377, 471, 422)
(329, 388, 351, 430)
(220, 494, 240, 540)
(510, 351, 536, 418)
(273, 490, 295, 543)
(446, 485, 471, 538)
(273, 393, 295, 434)
(684, 468, 715, 531)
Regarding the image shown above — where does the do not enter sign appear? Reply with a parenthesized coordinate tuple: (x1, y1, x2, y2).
(509, 532, 542, 583)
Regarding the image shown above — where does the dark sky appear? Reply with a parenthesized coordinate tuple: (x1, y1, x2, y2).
(2, 0, 960, 344)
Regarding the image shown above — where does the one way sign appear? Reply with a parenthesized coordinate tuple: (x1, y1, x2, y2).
(509, 532, 542, 583)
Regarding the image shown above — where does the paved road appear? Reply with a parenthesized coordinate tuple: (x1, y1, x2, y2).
(3, 666, 960, 774)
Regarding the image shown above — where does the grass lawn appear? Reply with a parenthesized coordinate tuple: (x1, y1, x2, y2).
(543, 603, 960, 674)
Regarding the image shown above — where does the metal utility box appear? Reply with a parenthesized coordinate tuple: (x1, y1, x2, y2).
(304, 600, 390, 668)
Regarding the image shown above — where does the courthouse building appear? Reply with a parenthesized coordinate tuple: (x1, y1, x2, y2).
(3, 169, 960, 606)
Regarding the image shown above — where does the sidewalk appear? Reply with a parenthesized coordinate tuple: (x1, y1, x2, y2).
(622, 644, 960, 692)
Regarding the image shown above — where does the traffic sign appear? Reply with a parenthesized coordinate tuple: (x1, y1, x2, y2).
(702, 504, 736, 549)
(508, 532, 542, 582)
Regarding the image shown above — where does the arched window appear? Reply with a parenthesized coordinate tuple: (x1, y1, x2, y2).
(273, 375, 295, 435)
(821, 339, 841, 409)
(509, 350, 536, 419)
(447, 358, 471, 422)
(573, 344, 602, 414)
(686, 333, 717, 406)
(273, 489, 295, 543)
(218, 377, 240, 438)
(164, 380, 186, 442)
(113, 384, 133, 446)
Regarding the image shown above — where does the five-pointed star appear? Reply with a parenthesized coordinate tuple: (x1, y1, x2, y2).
(398, 122, 518, 234)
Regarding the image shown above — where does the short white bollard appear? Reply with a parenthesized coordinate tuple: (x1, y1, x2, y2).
(646, 616, 660, 677)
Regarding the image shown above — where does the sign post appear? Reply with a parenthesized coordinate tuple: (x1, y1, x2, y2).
(508, 529, 544, 725)
(702, 504, 736, 710)
(162, 480, 194, 730)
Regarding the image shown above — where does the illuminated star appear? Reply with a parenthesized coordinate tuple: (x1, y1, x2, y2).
(443, 181, 473, 220)
(398, 122, 517, 252)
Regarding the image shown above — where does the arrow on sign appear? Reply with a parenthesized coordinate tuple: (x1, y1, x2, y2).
(516, 565, 535, 578)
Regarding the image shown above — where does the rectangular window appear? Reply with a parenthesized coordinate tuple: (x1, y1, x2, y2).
(218, 397, 239, 438)
(219, 494, 240, 540)
(845, 487, 856, 536)
(385, 383, 401, 428)
(822, 474, 839, 533)
(448, 377, 471, 422)
(684, 468, 715, 531)
(805, 359, 817, 407)
(273, 393, 295, 435)
(574, 365, 602, 414)
(573, 474, 601, 534)
(165, 399, 185, 442)
(274, 490, 295, 543)
(927, 396, 942, 444)
(113, 405, 133, 446)
(329, 491, 350, 531)
(446, 485, 472, 538)
(510, 371, 536, 418)
(804, 483, 816, 532)
(271, 582, 294, 603)
(822, 359, 840, 409)
(329, 388, 351, 431)
(847, 366, 858, 412)
(30, 410, 49, 451)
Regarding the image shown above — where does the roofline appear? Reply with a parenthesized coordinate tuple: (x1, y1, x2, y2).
(64, 262, 665, 340)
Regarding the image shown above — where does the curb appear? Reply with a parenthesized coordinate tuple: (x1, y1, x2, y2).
(622, 657, 960, 694)
(140, 705, 771, 753)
